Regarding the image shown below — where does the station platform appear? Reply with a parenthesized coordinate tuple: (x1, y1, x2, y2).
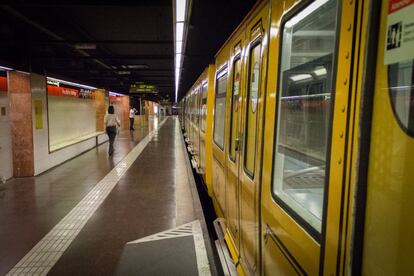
(0, 116, 219, 276)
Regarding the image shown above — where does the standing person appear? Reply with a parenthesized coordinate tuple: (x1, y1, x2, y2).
(129, 106, 137, 130)
(104, 105, 120, 156)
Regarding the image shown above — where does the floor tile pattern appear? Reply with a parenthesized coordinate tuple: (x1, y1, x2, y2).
(5, 118, 168, 276)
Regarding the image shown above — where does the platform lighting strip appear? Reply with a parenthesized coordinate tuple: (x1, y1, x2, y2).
(174, 0, 187, 103)
(109, 91, 124, 96)
(6, 117, 168, 276)
(46, 77, 97, 90)
(0, 65, 13, 71)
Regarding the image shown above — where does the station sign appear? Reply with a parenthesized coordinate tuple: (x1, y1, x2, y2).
(47, 81, 96, 99)
(129, 83, 158, 93)
(384, 0, 414, 64)
(109, 95, 122, 103)
(0, 76, 7, 92)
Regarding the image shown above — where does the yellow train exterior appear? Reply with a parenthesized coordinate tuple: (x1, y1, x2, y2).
(181, 0, 414, 275)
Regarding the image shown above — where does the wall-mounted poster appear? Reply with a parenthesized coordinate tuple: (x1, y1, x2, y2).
(34, 98, 43, 129)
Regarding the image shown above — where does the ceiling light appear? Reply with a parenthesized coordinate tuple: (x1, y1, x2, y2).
(75, 43, 97, 50)
(47, 77, 97, 90)
(127, 64, 149, 69)
(176, 22, 184, 41)
(176, 54, 182, 66)
(176, 41, 183, 54)
(0, 65, 13, 71)
(118, 71, 131, 75)
(174, 0, 188, 103)
(176, 0, 186, 21)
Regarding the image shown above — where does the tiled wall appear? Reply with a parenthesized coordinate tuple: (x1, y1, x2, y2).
(31, 74, 108, 175)
(0, 93, 13, 180)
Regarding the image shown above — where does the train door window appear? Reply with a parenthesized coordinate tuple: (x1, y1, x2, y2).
(214, 69, 228, 149)
(272, 0, 338, 234)
(244, 42, 262, 177)
(229, 57, 242, 161)
(201, 84, 208, 133)
(388, 60, 414, 136)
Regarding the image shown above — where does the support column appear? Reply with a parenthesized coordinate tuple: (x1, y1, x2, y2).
(121, 96, 130, 130)
(8, 71, 34, 177)
(95, 89, 107, 132)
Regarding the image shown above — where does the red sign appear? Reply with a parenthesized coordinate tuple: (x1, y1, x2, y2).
(389, 0, 414, 14)
(109, 95, 122, 103)
(47, 85, 79, 98)
(0, 76, 7, 92)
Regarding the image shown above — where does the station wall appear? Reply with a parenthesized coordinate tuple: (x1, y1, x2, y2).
(31, 74, 108, 175)
(48, 96, 97, 147)
(0, 92, 13, 181)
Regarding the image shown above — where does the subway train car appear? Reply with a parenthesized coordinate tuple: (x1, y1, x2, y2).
(181, 0, 414, 275)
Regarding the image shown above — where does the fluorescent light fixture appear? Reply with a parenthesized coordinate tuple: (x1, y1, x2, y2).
(176, 0, 186, 21)
(75, 43, 96, 50)
(127, 64, 149, 69)
(47, 77, 97, 90)
(313, 67, 327, 76)
(285, 0, 329, 28)
(176, 41, 183, 54)
(0, 65, 13, 71)
(176, 54, 182, 66)
(118, 71, 131, 75)
(174, 0, 188, 103)
(109, 91, 124, 96)
(290, 74, 313, 82)
(176, 22, 184, 41)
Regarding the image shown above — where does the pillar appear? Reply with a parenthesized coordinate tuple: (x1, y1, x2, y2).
(95, 89, 107, 132)
(8, 71, 34, 177)
(121, 96, 130, 130)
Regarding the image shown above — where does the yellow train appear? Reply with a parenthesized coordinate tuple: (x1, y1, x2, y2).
(180, 0, 414, 274)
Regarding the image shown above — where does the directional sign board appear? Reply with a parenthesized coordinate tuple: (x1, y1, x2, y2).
(129, 84, 158, 93)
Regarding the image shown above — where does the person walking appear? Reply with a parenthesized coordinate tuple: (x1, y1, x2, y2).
(129, 106, 137, 130)
(104, 105, 121, 156)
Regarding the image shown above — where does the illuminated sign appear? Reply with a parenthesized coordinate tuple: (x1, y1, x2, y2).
(47, 79, 60, 87)
(129, 84, 158, 93)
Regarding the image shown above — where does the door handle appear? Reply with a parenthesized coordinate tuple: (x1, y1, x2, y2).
(235, 138, 240, 152)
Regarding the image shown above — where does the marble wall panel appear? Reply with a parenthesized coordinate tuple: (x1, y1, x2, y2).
(8, 71, 34, 177)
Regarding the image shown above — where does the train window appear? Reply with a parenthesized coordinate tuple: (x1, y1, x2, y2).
(229, 57, 242, 161)
(214, 70, 228, 149)
(244, 43, 262, 176)
(388, 60, 414, 136)
(272, 0, 338, 234)
(201, 84, 208, 133)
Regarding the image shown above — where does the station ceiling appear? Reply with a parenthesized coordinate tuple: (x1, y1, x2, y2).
(0, 0, 256, 102)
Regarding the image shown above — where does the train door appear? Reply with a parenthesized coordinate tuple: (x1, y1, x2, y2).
(355, 0, 414, 274)
(237, 5, 269, 274)
(261, 0, 361, 274)
(193, 87, 201, 162)
(225, 37, 245, 261)
(199, 82, 208, 177)
(212, 65, 228, 217)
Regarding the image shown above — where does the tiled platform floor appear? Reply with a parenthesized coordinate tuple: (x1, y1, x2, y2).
(0, 117, 215, 275)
